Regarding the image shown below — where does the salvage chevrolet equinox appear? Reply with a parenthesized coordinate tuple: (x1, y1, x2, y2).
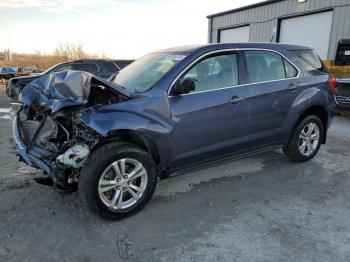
(9, 43, 336, 219)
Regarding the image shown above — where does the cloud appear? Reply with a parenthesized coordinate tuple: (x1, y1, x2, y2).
(0, 0, 138, 13)
(0, 0, 262, 58)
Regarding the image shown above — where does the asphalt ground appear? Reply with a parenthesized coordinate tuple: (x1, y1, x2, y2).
(0, 86, 350, 262)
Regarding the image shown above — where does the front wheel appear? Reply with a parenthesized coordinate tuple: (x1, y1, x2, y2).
(79, 142, 157, 220)
(283, 115, 324, 162)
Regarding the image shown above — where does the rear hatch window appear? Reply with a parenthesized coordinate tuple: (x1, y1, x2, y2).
(292, 49, 328, 73)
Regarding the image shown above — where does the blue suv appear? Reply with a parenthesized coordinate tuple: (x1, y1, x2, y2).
(10, 43, 336, 219)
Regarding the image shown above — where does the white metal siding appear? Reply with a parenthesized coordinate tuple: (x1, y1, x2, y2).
(220, 26, 250, 43)
(209, 0, 350, 59)
(279, 11, 333, 59)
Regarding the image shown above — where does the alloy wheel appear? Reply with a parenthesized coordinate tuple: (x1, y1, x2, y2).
(298, 123, 320, 157)
(98, 158, 148, 210)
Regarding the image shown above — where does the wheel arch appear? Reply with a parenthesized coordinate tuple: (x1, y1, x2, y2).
(292, 105, 329, 144)
(93, 129, 161, 166)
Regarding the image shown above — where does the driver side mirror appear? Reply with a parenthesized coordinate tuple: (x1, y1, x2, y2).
(171, 78, 196, 96)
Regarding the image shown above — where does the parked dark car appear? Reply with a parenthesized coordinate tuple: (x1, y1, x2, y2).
(6, 59, 119, 99)
(0, 66, 17, 80)
(113, 59, 134, 69)
(16, 67, 32, 77)
(9, 43, 336, 219)
(335, 39, 350, 66)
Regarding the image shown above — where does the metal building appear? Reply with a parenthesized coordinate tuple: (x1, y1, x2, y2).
(207, 0, 350, 60)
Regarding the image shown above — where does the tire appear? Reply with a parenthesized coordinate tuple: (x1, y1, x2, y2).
(283, 115, 324, 162)
(79, 142, 157, 220)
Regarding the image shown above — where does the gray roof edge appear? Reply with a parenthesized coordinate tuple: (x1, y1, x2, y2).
(207, 0, 283, 18)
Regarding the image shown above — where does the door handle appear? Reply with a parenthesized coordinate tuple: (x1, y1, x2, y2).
(229, 96, 245, 104)
(287, 83, 298, 91)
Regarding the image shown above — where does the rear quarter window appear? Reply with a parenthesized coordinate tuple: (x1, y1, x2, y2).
(292, 49, 328, 73)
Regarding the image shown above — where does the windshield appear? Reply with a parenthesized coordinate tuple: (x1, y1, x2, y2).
(1, 67, 16, 73)
(113, 52, 188, 93)
(7, 67, 17, 73)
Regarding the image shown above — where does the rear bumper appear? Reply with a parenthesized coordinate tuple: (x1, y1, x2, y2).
(335, 96, 350, 111)
(12, 113, 52, 175)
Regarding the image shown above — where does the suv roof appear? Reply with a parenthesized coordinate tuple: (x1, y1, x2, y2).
(44, 59, 114, 68)
(156, 43, 313, 54)
(72, 59, 116, 63)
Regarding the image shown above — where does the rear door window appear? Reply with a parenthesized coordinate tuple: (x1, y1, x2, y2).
(284, 59, 298, 78)
(243, 50, 298, 84)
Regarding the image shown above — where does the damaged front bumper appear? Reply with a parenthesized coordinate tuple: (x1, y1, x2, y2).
(9, 71, 130, 182)
(12, 113, 52, 175)
(12, 111, 92, 177)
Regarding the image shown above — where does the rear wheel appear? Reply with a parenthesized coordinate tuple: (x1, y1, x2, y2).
(79, 142, 157, 220)
(283, 115, 324, 162)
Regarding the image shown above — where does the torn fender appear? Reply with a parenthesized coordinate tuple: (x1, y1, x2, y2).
(78, 106, 173, 166)
(79, 108, 172, 137)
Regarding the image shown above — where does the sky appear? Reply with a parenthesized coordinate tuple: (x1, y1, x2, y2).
(0, 0, 262, 59)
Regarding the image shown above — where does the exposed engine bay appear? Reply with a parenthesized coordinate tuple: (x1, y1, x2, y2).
(13, 71, 130, 190)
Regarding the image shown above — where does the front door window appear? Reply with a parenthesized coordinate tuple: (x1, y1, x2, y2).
(180, 53, 239, 93)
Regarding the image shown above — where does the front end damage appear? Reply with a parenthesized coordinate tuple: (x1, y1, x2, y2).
(11, 70, 130, 190)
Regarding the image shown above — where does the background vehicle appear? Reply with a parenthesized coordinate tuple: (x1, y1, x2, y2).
(9, 43, 336, 219)
(335, 39, 350, 66)
(6, 59, 120, 99)
(335, 78, 350, 111)
(0, 66, 17, 80)
(16, 67, 32, 77)
(113, 59, 134, 69)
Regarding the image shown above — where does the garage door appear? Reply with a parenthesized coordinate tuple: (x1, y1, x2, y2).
(219, 26, 250, 43)
(279, 11, 333, 59)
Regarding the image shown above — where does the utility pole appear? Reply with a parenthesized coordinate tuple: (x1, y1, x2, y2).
(4, 49, 11, 61)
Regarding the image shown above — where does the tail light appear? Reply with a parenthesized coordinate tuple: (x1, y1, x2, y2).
(329, 76, 337, 94)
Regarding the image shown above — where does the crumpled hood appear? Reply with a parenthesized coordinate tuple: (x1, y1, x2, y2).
(18, 70, 131, 113)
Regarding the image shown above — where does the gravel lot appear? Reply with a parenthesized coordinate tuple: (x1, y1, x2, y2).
(0, 86, 350, 262)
